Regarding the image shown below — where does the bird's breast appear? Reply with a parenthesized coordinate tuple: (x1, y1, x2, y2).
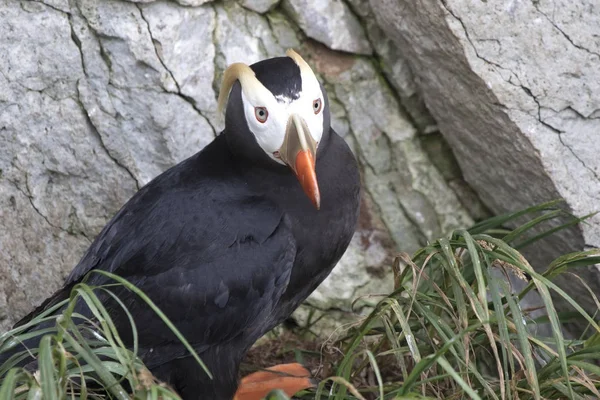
(274, 166, 360, 321)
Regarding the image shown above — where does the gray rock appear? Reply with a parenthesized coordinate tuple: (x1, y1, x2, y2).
(0, 0, 135, 328)
(295, 44, 474, 313)
(371, 0, 600, 331)
(311, 47, 473, 247)
(2, 0, 555, 338)
(282, 0, 372, 55)
(75, 0, 217, 185)
(345, 0, 435, 133)
(121, 0, 214, 8)
(239, 0, 279, 14)
(214, 1, 300, 67)
(0, 0, 215, 330)
(140, 2, 218, 120)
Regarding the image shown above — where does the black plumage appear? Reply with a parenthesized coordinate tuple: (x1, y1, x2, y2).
(2, 54, 360, 399)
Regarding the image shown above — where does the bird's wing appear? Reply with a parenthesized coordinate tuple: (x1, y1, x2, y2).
(16, 179, 296, 358)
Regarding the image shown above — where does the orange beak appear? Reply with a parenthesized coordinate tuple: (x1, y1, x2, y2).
(279, 114, 321, 210)
(294, 149, 320, 209)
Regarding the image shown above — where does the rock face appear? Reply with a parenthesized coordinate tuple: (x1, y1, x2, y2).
(282, 0, 372, 55)
(371, 0, 600, 327)
(0, 0, 595, 336)
(240, 0, 279, 13)
(0, 0, 476, 332)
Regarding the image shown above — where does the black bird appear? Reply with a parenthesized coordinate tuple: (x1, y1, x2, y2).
(2, 50, 360, 399)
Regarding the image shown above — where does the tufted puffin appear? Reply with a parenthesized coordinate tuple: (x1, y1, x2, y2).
(1, 50, 360, 399)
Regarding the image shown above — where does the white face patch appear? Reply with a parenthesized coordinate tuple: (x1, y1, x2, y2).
(240, 67, 325, 164)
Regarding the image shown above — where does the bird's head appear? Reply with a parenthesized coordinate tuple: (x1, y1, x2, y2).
(218, 50, 329, 210)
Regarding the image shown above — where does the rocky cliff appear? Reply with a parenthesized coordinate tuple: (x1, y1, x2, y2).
(0, 0, 597, 333)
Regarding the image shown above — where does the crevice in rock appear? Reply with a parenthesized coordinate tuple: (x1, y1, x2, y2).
(556, 134, 599, 181)
(136, 4, 180, 94)
(390, 184, 430, 246)
(0, 57, 67, 100)
(121, 0, 209, 9)
(243, 10, 268, 57)
(345, 0, 489, 224)
(8, 177, 80, 239)
(330, 90, 425, 246)
(210, 3, 222, 108)
(29, 0, 69, 15)
(0, 71, 63, 100)
(443, 5, 543, 116)
(274, 1, 312, 46)
(97, 39, 114, 77)
(438, 2, 600, 201)
(137, 3, 218, 137)
(342, 0, 434, 133)
(68, 14, 87, 76)
(178, 93, 218, 136)
(440, 0, 515, 78)
(179, 92, 218, 135)
(326, 86, 377, 173)
(75, 82, 141, 190)
(0, 68, 11, 84)
(11, 177, 59, 231)
(65, 5, 141, 189)
(560, 105, 600, 121)
(442, 0, 599, 185)
(263, 11, 278, 46)
(533, 5, 600, 59)
(517, 84, 600, 183)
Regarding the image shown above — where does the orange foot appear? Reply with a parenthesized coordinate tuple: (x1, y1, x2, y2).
(233, 363, 314, 400)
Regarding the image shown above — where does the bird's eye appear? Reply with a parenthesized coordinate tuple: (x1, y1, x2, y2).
(254, 107, 268, 123)
(313, 98, 322, 114)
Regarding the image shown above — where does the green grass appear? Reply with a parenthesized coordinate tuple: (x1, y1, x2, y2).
(0, 272, 198, 399)
(2, 200, 600, 399)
